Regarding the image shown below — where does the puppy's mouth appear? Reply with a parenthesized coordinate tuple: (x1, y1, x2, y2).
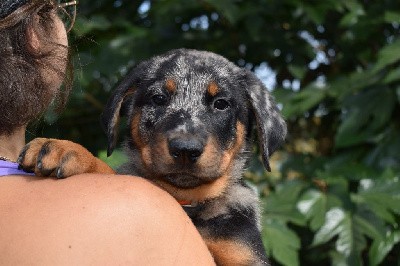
(161, 174, 213, 189)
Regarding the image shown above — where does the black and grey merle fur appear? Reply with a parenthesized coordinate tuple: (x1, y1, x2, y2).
(102, 49, 287, 265)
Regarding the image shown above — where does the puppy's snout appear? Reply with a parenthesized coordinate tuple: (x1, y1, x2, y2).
(168, 137, 204, 163)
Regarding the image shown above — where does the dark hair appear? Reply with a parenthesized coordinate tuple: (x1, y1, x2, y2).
(0, 0, 73, 135)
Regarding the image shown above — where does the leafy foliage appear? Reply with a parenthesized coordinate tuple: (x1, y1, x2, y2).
(33, 0, 400, 264)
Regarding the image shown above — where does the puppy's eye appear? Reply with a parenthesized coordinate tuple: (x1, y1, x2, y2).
(213, 99, 230, 111)
(152, 94, 168, 106)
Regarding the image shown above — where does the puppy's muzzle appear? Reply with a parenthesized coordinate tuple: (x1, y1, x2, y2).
(168, 136, 204, 164)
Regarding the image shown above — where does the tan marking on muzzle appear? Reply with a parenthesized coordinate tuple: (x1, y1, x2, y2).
(155, 173, 230, 202)
(220, 121, 246, 172)
(197, 137, 220, 169)
(153, 135, 175, 165)
(156, 121, 246, 202)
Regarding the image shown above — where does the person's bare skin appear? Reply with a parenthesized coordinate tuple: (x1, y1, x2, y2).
(0, 2, 214, 264)
(0, 173, 215, 265)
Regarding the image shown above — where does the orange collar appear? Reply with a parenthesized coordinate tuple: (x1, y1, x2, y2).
(177, 200, 198, 207)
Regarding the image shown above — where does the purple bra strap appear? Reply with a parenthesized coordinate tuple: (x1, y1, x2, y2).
(0, 160, 34, 176)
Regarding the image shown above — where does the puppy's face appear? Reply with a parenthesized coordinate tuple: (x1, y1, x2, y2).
(129, 52, 250, 191)
(102, 49, 287, 201)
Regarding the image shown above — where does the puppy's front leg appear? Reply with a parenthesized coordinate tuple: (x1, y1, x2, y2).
(18, 138, 115, 178)
(195, 211, 269, 266)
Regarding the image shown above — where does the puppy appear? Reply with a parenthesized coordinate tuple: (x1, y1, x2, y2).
(19, 49, 287, 265)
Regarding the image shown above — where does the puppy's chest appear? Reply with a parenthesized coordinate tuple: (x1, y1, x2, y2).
(182, 187, 259, 224)
(182, 197, 232, 223)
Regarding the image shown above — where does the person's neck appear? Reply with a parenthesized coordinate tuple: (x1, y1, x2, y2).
(0, 127, 26, 162)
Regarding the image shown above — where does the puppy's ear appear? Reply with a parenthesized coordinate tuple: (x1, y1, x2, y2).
(101, 70, 138, 157)
(244, 70, 287, 171)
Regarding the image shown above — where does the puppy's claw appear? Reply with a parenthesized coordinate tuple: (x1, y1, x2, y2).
(17, 144, 29, 165)
(56, 168, 65, 179)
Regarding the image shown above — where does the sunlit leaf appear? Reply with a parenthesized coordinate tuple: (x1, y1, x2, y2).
(297, 189, 327, 231)
(355, 175, 400, 223)
(369, 230, 400, 266)
(312, 209, 373, 265)
(98, 149, 128, 170)
(263, 219, 300, 266)
(263, 181, 307, 226)
(312, 208, 346, 246)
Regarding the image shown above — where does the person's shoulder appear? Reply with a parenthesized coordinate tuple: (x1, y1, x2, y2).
(0, 173, 182, 214)
(0, 173, 215, 265)
(0, 173, 179, 210)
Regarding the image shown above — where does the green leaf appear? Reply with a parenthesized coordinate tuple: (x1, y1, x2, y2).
(202, 0, 241, 25)
(302, 6, 324, 24)
(339, 10, 364, 27)
(384, 11, 400, 23)
(263, 181, 307, 226)
(328, 70, 380, 100)
(288, 65, 307, 80)
(322, 156, 379, 181)
(369, 230, 400, 266)
(383, 67, 400, 84)
(312, 208, 346, 246)
(329, 251, 347, 266)
(301, 2, 344, 25)
(314, 175, 350, 202)
(281, 85, 326, 118)
(263, 219, 300, 266)
(352, 215, 383, 240)
(358, 170, 400, 193)
(73, 15, 111, 36)
(244, 16, 265, 42)
(357, 193, 399, 223)
(355, 176, 400, 224)
(335, 87, 396, 148)
(297, 189, 327, 231)
(98, 149, 128, 170)
(312, 209, 374, 265)
(339, 1, 365, 26)
(373, 39, 400, 72)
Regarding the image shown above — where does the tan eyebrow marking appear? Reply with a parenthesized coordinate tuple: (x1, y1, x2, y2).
(207, 81, 219, 96)
(165, 79, 177, 93)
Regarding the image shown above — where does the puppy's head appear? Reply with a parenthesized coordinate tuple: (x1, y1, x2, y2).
(101, 49, 286, 201)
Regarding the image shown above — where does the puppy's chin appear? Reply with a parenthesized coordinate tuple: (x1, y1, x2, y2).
(161, 174, 212, 189)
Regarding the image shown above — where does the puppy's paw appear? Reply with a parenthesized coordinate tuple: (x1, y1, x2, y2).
(17, 138, 115, 178)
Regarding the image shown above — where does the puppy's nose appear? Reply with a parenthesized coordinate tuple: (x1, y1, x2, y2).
(168, 137, 204, 163)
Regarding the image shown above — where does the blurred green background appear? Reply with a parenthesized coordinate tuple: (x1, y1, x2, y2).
(32, 0, 400, 265)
